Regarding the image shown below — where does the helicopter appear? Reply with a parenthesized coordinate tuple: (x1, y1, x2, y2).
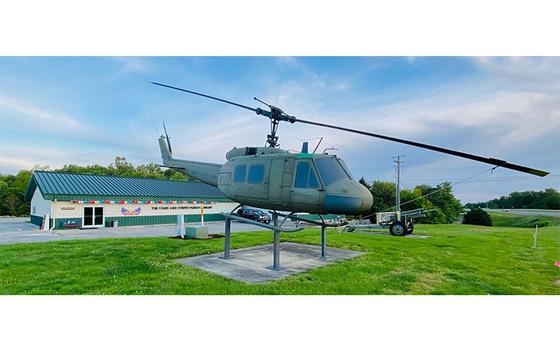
(152, 82, 549, 217)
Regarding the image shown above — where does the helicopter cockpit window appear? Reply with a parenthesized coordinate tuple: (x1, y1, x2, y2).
(233, 164, 247, 183)
(247, 164, 265, 184)
(294, 161, 320, 189)
(315, 157, 350, 186)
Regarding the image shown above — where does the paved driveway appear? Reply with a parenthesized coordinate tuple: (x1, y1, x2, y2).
(0, 217, 271, 245)
(0, 218, 38, 234)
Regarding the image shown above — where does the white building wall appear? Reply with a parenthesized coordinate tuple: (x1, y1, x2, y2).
(51, 201, 239, 219)
(30, 188, 51, 217)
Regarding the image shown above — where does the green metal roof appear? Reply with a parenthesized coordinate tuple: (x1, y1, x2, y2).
(25, 171, 225, 201)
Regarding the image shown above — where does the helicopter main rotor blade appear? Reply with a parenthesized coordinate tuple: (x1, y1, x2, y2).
(150, 82, 549, 177)
(295, 118, 550, 177)
(150, 82, 260, 114)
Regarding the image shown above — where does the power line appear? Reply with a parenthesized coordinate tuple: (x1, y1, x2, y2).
(385, 166, 499, 211)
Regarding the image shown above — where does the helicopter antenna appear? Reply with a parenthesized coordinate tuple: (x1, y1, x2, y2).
(150, 82, 550, 177)
(313, 137, 323, 154)
(301, 137, 324, 154)
(162, 121, 172, 155)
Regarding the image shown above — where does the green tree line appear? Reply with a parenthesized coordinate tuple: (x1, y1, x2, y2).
(464, 188, 560, 210)
(0, 157, 188, 217)
(358, 178, 463, 224)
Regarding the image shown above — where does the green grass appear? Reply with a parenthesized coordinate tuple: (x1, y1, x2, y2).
(488, 212, 560, 228)
(0, 224, 559, 295)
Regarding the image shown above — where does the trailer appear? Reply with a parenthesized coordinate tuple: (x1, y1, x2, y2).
(344, 208, 435, 236)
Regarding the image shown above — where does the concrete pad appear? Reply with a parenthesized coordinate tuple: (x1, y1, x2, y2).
(176, 242, 365, 284)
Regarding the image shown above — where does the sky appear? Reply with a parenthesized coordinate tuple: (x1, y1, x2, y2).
(0, 56, 558, 203)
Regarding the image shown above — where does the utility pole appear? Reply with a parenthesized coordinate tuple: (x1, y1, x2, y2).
(393, 155, 405, 218)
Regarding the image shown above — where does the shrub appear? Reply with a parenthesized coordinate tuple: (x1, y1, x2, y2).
(463, 208, 492, 226)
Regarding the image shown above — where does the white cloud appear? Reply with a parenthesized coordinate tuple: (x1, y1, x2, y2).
(0, 94, 82, 129)
(473, 57, 560, 87)
(1, 57, 557, 203)
(161, 59, 559, 176)
(0, 143, 119, 173)
(112, 56, 153, 74)
(103, 57, 154, 81)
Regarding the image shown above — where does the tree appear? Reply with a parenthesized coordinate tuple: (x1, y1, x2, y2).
(358, 177, 371, 190)
(54, 157, 188, 180)
(109, 156, 136, 177)
(463, 208, 492, 226)
(370, 180, 396, 213)
(465, 188, 560, 210)
(360, 179, 463, 224)
(0, 156, 188, 217)
(0, 171, 30, 217)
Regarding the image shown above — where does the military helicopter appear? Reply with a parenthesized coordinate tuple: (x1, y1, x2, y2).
(152, 82, 549, 217)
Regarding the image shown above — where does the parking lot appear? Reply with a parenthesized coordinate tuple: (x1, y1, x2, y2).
(0, 217, 271, 245)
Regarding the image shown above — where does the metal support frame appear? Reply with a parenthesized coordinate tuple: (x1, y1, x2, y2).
(275, 212, 346, 259)
(320, 225, 327, 259)
(220, 209, 303, 269)
(219, 209, 347, 270)
(223, 218, 231, 259)
(271, 212, 281, 270)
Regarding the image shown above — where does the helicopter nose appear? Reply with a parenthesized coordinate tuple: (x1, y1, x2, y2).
(358, 182, 373, 212)
(324, 180, 374, 214)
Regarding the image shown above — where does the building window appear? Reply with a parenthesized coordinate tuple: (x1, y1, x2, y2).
(247, 164, 265, 184)
(294, 161, 320, 189)
(32, 206, 36, 214)
(233, 164, 247, 183)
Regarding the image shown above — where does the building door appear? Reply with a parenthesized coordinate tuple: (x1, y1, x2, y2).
(84, 206, 103, 227)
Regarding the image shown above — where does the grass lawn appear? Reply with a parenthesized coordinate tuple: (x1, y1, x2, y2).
(0, 224, 558, 295)
(488, 211, 560, 228)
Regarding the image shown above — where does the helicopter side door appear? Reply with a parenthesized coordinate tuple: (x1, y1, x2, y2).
(268, 158, 285, 205)
(281, 158, 295, 205)
(290, 159, 323, 209)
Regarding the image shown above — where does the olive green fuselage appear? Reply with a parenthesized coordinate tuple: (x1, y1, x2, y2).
(159, 137, 373, 214)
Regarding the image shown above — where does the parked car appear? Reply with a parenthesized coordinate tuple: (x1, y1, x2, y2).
(236, 208, 271, 224)
(503, 209, 510, 212)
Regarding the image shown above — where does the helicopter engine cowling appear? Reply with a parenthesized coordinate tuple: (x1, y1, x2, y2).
(226, 146, 288, 160)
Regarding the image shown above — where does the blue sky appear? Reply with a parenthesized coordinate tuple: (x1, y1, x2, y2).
(0, 57, 558, 202)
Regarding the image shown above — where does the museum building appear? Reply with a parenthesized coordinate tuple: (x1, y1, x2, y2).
(25, 171, 238, 229)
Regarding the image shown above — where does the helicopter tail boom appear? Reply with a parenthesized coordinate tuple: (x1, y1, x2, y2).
(158, 136, 221, 187)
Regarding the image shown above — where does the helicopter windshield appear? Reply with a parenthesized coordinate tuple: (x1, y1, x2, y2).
(315, 157, 351, 186)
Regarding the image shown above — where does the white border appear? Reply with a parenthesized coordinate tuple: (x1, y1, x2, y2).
(1, 1, 558, 347)
(0, 0, 559, 55)
(0, 296, 558, 349)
